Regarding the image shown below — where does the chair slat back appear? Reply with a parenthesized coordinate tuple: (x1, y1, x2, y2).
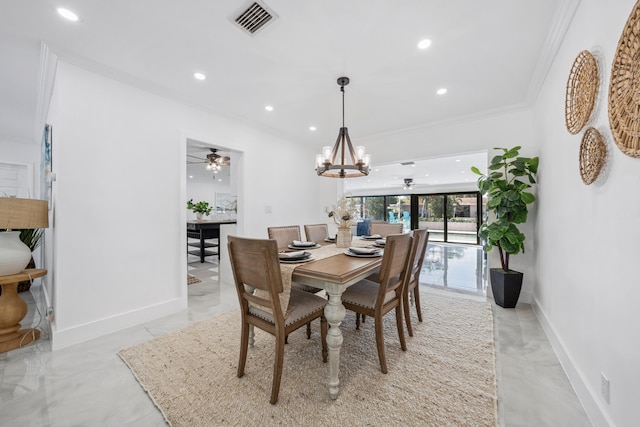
(228, 236, 284, 315)
(267, 225, 301, 249)
(410, 229, 430, 282)
(370, 222, 403, 237)
(304, 224, 329, 243)
(376, 233, 413, 300)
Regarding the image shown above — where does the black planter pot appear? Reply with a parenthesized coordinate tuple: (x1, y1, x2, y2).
(489, 268, 523, 308)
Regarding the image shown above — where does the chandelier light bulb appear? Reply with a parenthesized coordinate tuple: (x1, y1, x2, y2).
(322, 146, 333, 163)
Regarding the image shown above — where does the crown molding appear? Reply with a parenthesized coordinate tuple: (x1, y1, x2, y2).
(526, 0, 581, 104)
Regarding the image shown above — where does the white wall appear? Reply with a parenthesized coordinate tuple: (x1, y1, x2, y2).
(532, 0, 640, 425)
(48, 62, 329, 349)
(362, 109, 539, 303)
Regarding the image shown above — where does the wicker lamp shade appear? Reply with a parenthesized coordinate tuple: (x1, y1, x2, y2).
(579, 128, 606, 185)
(609, 1, 640, 158)
(0, 198, 49, 230)
(565, 50, 598, 135)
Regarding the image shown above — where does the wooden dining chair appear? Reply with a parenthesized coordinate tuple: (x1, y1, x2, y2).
(403, 228, 430, 337)
(227, 235, 328, 404)
(340, 233, 413, 374)
(369, 222, 403, 237)
(267, 225, 301, 250)
(304, 223, 329, 243)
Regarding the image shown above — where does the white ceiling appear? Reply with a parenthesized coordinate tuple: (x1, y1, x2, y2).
(1, 0, 573, 188)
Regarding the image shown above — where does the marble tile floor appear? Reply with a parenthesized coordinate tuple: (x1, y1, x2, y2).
(0, 247, 592, 426)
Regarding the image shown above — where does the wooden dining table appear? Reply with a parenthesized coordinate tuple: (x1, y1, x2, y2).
(291, 245, 382, 400)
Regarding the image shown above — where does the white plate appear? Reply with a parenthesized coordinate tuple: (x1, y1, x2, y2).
(345, 250, 383, 258)
(288, 244, 321, 250)
(373, 242, 386, 248)
(280, 255, 315, 264)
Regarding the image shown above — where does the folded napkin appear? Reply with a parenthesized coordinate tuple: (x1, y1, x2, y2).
(375, 239, 386, 245)
(365, 234, 383, 239)
(279, 250, 308, 259)
(292, 240, 316, 247)
(348, 247, 381, 255)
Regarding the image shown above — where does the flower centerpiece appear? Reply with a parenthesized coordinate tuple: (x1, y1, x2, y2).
(328, 196, 357, 247)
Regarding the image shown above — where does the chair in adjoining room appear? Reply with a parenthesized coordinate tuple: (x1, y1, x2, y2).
(304, 223, 329, 243)
(340, 233, 413, 374)
(227, 236, 328, 404)
(267, 225, 301, 250)
(403, 228, 429, 337)
(370, 222, 403, 237)
(356, 219, 371, 236)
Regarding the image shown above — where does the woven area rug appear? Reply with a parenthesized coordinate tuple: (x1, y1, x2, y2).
(187, 274, 201, 285)
(118, 292, 496, 426)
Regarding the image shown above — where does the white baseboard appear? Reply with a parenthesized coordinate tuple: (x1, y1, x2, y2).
(531, 299, 613, 427)
(50, 298, 184, 351)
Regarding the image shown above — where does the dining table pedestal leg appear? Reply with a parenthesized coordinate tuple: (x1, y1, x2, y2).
(324, 284, 346, 400)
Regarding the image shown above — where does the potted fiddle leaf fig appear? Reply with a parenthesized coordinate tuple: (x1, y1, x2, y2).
(471, 146, 538, 308)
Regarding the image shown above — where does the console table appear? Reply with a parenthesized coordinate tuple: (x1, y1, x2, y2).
(0, 268, 47, 352)
(187, 220, 236, 262)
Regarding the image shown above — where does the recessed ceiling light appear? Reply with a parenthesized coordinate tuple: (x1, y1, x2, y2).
(425, 173, 429, 177)
(437, 88, 447, 95)
(375, 168, 380, 172)
(189, 175, 193, 179)
(309, 126, 317, 131)
(417, 39, 432, 50)
(265, 105, 274, 112)
(455, 159, 461, 162)
(194, 72, 206, 80)
(57, 7, 79, 21)
(218, 178, 222, 182)
(461, 170, 466, 174)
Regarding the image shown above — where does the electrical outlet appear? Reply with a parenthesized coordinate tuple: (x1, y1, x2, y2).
(600, 373, 610, 404)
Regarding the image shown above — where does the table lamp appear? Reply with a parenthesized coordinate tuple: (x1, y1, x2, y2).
(0, 197, 49, 276)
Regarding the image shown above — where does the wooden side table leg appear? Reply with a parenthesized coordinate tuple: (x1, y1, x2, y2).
(0, 282, 40, 352)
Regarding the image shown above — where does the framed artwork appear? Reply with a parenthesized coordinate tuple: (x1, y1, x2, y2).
(216, 193, 237, 213)
(40, 124, 53, 208)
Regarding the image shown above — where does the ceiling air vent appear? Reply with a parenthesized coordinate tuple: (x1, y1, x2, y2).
(400, 161, 415, 166)
(231, 1, 278, 36)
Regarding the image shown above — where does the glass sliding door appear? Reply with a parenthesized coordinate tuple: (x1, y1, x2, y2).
(418, 194, 445, 242)
(447, 193, 479, 244)
(363, 196, 385, 221)
(350, 191, 482, 243)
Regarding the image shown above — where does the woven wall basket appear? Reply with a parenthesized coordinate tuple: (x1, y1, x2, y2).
(565, 50, 598, 135)
(579, 127, 606, 185)
(609, 1, 640, 157)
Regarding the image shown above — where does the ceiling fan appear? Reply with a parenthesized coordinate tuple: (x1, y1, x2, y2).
(403, 178, 413, 190)
(187, 148, 231, 173)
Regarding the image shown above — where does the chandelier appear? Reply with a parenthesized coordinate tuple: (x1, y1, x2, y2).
(315, 77, 370, 178)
